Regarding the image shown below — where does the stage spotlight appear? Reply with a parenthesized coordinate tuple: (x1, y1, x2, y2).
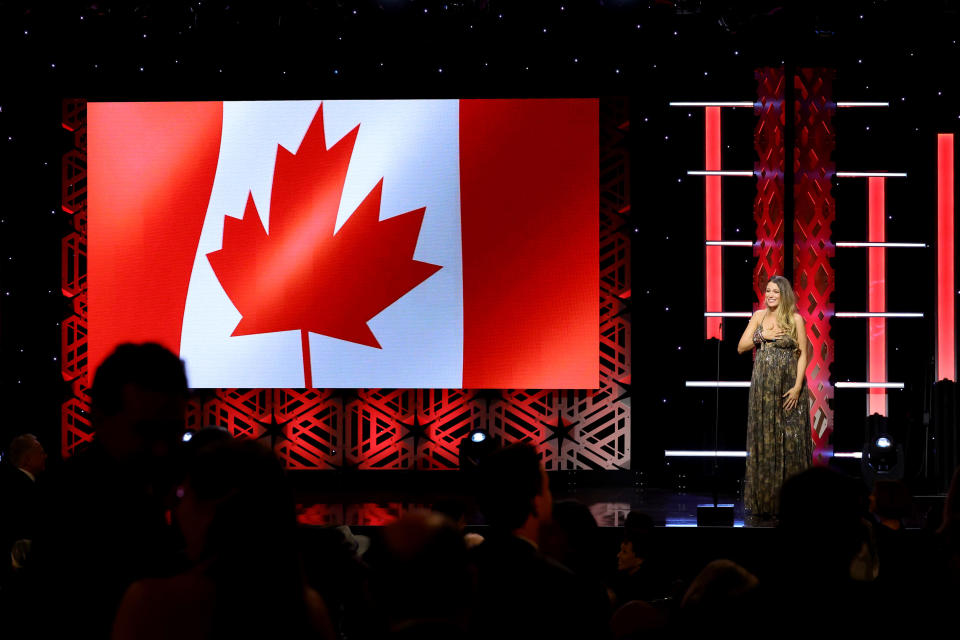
(182, 430, 195, 443)
(861, 415, 904, 486)
(459, 429, 495, 471)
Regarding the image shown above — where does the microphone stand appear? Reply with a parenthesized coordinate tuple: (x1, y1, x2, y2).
(713, 321, 721, 509)
(697, 320, 734, 526)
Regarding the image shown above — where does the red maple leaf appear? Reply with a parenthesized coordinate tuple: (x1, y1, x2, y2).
(207, 104, 442, 386)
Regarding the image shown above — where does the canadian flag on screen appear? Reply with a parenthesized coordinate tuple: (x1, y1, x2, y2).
(88, 99, 598, 389)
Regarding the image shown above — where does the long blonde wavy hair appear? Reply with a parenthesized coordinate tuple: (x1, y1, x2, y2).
(766, 275, 799, 341)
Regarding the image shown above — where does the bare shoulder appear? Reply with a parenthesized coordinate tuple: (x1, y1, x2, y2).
(793, 313, 805, 325)
(752, 309, 765, 321)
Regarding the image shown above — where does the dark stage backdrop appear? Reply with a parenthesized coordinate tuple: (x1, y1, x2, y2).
(3, 1, 960, 486)
(59, 98, 631, 471)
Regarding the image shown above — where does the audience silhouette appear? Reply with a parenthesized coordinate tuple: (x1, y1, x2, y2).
(0, 348, 956, 640)
(113, 437, 333, 640)
(0, 434, 46, 573)
(469, 442, 608, 640)
(32, 343, 189, 638)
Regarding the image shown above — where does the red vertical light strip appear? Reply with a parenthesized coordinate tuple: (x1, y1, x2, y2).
(705, 106, 723, 339)
(868, 177, 887, 416)
(938, 134, 956, 382)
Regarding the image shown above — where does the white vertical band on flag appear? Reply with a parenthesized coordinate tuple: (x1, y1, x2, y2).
(181, 100, 323, 388)
(181, 100, 464, 388)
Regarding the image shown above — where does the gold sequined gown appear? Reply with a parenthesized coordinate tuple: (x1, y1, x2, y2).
(744, 335, 814, 517)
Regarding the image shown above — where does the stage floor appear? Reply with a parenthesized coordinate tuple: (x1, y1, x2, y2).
(293, 480, 946, 530)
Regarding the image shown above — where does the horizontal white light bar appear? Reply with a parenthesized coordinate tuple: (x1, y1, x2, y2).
(832, 452, 864, 459)
(704, 312, 753, 318)
(835, 312, 924, 318)
(685, 381, 751, 388)
(835, 382, 905, 389)
(706, 240, 754, 246)
(836, 242, 927, 248)
(668, 101, 755, 107)
(664, 450, 747, 457)
(836, 171, 908, 178)
(687, 170, 755, 176)
(836, 102, 890, 107)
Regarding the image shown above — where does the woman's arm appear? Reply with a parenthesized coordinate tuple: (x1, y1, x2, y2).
(737, 310, 763, 354)
(783, 314, 809, 411)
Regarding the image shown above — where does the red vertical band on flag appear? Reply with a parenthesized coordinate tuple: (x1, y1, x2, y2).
(868, 177, 887, 415)
(88, 102, 223, 381)
(705, 107, 723, 339)
(459, 99, 599, 388)
(938, 134, 956, 382)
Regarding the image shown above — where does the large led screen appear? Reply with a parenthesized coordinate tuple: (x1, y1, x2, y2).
(88, 99, 598, 389)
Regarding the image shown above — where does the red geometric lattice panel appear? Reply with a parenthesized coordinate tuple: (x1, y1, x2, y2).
(61, 232, 86, 298)
(61, 396, 93, 458)
(417, 389, 484, 470)
(274, 389, 341, 469)
(203, 389, 271, 441)
(793, 68, 836, 463)
(754, 67, 787, 299)
(346, 389, 416, 469)
(62, 149, 86, 215)
(61, 315, 87, 382)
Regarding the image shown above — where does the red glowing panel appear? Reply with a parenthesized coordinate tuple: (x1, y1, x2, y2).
(705, 107, 723, 339)
(938, 134, 956, 382)
(88, 100, 599, 389)
(868, 177, 887, 416)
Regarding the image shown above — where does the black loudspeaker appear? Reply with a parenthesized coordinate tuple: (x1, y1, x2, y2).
(932, 380, 959, 493)
(696, 504, 734, 527)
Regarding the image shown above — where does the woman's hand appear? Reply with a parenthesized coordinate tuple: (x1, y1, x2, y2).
(763, 327, 787, 341)
(782, 386, 801, 411)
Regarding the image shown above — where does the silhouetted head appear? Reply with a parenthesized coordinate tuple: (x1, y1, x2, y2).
(90, 343, 188, 463)
(618, 511, 656, 573)
(540, 500, 600, 573)
(176, 437, 314, 638)
(176, 438, 294, 565)
(869, 479, 911, 522)
(373, 510, 472, 630)
(779, 467, 865, 578)
(6, 433, 47, 476)
(681, 559, 758, 612)
(476, 443, 552, 537)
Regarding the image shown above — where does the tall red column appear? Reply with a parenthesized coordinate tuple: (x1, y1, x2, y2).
(938, 134, 956, 382)
(793, 68, 835, 464)
(705, 107, 723, 339)
(868, 177, 887, 415)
